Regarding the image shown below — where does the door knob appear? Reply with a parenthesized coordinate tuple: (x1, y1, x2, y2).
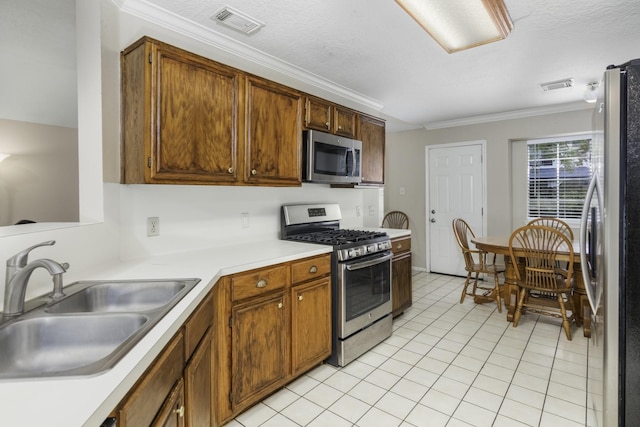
(431, 210, 436, 214)
(430, 218, 436, 223)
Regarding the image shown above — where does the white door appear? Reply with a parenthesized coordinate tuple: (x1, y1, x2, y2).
(427, 143, 485, 275)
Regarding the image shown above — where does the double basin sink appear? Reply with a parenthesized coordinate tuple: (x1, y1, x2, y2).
(0, 278, 200, 379)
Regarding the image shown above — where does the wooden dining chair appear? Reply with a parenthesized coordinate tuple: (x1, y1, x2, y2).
(382, 211, 409, 229)
(508, 225, 576, 340)
(452, 218, 504, 312)
(527, 217, 574, 241)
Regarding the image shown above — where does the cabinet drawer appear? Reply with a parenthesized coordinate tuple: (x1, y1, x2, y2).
(291, 255, 331, 284)
(184, 292, 213, 359)
(391, 237, 411, 254)
(232, 265, 289, 301)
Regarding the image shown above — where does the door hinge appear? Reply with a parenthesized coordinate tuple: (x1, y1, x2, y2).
(148, 52, 152, 63)
(147, 157, 151, 168)
(228, 316, 232, 328)
(229, 392, 233, 404)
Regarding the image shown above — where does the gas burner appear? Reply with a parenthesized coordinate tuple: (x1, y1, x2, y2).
(289, 229, 387, 245)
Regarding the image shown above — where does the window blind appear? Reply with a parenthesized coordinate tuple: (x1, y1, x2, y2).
(527, 137, 592, 220)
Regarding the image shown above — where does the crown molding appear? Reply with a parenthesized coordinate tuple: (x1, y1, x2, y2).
(116, 0, 384, 111)
(424, 101, 594, 130)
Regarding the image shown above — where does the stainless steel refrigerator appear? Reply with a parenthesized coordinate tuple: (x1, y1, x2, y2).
(581, 58, 640, 427)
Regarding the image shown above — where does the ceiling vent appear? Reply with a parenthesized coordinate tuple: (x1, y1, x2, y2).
(211, 6, 264, 35)
(539, 78, 574, 92)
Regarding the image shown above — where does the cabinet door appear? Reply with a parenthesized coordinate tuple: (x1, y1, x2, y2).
(334, 106, 357, 138)
(118, 333, 185, 427)
(231, 292, 288, 408)
(152, 378, 186, 427)
(392, 252, 412, 317)
(305, 97, 332, 132)
(245, 76, 302, 185)
(151, 44, 241, 183)
(291, 278, 331, 375)
(359, 115, 385, 184)
(185, 332, 212, 427)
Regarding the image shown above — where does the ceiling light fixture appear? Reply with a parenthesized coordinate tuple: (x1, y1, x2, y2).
(538, 78, 574, 92)
(394, 0, 513, 53)
(211, 6, 264, 35)
(583, 82, 599, 103)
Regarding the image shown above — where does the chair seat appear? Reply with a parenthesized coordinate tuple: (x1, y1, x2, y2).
(466, 263, 505, 274)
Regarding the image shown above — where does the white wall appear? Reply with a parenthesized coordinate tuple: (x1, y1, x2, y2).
(385, 109, 593, 271)
(118, 184, 368, 259)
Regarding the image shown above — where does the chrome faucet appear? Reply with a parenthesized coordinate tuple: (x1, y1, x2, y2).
(3, 241, 69, 319)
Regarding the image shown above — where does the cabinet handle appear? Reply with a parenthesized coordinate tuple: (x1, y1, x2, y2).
(173, 405, 185, 418)
(298, 295, 303, 301)
(278, 302, 283, 309)
(397, 244, 403, 250)
(227, 167, 234, 174)
(338, 125, 343, 130)
(325, 122, 330, 129)
(309, 265, 318, 274)
(256, 279, 267, 288)
(251, 169, 257, 176)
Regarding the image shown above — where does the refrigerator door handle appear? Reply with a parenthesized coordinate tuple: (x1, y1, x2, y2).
(580, 174, 602, 314)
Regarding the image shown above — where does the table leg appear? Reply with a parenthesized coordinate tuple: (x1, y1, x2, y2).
(503, 255, 520, 322)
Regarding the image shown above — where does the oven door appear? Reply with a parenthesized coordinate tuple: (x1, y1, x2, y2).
(337, 251, 392, 338)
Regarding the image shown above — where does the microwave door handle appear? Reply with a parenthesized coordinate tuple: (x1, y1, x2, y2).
(345, 253, 393, 271)
(350, 148, 356, 177)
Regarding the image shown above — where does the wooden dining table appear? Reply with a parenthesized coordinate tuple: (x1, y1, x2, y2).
(471, 235, 591, 337)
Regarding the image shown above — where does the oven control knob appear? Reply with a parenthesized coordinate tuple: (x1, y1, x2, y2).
(348, 249, 355, 258)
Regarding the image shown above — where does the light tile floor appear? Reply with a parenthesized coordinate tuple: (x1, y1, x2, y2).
(227, 272, 589, 427)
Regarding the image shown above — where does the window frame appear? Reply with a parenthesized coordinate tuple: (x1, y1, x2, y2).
(526, 134, 593, 225)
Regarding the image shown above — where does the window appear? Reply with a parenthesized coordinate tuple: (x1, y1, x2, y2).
(527, 135, 592, 220)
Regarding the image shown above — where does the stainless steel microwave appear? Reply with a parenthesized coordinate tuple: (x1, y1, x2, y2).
(303, 130, 362, 184)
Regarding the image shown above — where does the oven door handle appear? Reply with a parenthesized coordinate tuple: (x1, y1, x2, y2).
(345, 253, 392, 271)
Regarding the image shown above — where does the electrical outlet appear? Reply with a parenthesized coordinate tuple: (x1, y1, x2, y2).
(356, 206, 361, 217)
(147, 217, 159, 237)
(241, 212, 250, 229)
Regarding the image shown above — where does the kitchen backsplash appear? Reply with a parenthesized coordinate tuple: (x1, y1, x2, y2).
(118, 183, 383, 259)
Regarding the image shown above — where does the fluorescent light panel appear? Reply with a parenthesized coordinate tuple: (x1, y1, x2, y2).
(395, 0, 513, 53)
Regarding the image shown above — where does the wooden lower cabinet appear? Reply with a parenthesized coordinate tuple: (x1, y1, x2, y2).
(115, 293, 213, 427)
(213, 254, 332, 425)
(291, 277, 331, 376)
(391, 236, 412, 317)
(117, 333, 185, 427)
(153, 378, 186, 427)
(231, 291, 288, 408)
(185, 332, 212, 427)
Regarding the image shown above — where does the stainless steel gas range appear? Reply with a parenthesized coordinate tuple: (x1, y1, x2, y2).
(281, 203, 392, 367)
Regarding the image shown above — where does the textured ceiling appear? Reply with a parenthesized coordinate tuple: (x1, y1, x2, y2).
(5, 0, 639, 131)
(128, 0, 640, 130)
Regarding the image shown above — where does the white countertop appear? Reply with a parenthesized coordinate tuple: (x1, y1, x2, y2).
(0, 239, 332, 427)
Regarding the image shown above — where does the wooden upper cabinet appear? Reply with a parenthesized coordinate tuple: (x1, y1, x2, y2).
(358, 114, 385, 185)
(121, 37, 242, 184)
(304, 97, 332, 132)
(305, 97, 357, 138)
(245, 76, 302, 186)
(334, 106, 357, 138)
